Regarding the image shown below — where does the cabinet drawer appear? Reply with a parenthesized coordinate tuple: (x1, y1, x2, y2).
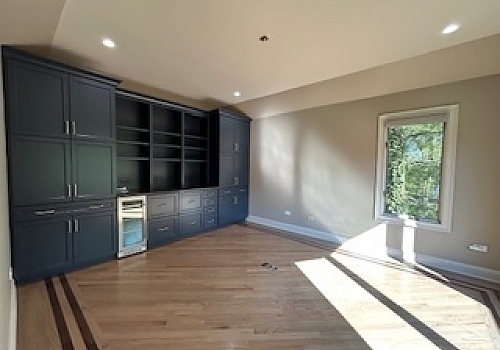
(204, 198, 217, 207)
(148, 216, 177, 247)
(205, 188, 217, 198)
(180, 192, 202, 212)
(204, 214, 217, 229)
(180, 212, 203, 235)
(148, 194, 178, 218)
(204, 206, 217, 216)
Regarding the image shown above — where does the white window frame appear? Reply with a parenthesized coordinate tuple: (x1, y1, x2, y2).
(374, 104, 459, 232)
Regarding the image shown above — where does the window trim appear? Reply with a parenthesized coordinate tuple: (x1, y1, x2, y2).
(374, 104, 459, 232)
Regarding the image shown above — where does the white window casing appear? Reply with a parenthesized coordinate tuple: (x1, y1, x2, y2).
(374, 104, 459, 232)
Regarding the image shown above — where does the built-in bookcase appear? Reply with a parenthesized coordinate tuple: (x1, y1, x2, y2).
(115, 90, 210, 193)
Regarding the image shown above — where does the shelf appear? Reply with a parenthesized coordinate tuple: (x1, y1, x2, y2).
(184, 146, 207, 151)
(184, 159, 208, 163)
(117, 140, 150, 146)
(153, 158, 182, 162)
(118, 156, 149, 161)
(117, 125, 149, 133)
(153, 130, 181, 137)
(153, 143, 181, 149)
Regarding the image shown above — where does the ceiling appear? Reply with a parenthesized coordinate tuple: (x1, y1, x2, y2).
(2, 0, 500, 112)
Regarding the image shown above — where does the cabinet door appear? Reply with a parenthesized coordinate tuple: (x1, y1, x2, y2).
(70, 77, 115, 140)
(6, 60, 69, 138)
(12, 216, 73, 282)
(73, 210, 116, 266)
(11, 137, 71, 206)
(218, 194, 237, 226)
(219, 154, 234, 187)
(219, 115, 234, 154)
(72, 141, 115, 200)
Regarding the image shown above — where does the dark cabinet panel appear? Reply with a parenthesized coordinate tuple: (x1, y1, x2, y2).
(148, 216, 177, 248)
(219, 155, 234, 187)
(6, 61, 69, 138)
(148, 193, 178, 218)
(73, 210, 116, 265)
(72, 141, 115, 200)
(70, 77, 115, 140)
(180, 191, 202, 212)
(13, 216, 73, 281)
(219, 115, 234, 155)
(11, 137, 71, 206)
(180, 212, 203, 236)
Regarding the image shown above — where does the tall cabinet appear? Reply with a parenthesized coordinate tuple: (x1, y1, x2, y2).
(210, 110, 250, 226)
(3, 47, 118, 282)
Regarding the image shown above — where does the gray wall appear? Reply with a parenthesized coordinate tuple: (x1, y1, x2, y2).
(250, 73, 500, 271)
(0, 47, 14, 350)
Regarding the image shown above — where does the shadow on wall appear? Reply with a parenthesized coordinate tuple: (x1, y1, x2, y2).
(252, 108, 433, 260)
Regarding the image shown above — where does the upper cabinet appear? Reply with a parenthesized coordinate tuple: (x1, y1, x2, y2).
(4, 47, 117, 142)
(210, 110, 251, 188)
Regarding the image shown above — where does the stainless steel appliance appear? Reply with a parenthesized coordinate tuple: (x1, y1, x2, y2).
(118, 195, 147, 258)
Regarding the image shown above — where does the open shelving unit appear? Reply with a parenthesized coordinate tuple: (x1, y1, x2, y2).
(115, 89, 211, 193)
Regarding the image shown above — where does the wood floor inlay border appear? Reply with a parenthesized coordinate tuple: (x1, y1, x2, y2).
(60, 275, 100, 350)
(45, 278, 75, 350)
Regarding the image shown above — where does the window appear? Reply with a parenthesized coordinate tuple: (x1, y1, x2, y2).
(375, 104, 459, 232)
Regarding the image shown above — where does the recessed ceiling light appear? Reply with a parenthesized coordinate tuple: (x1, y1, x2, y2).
(442, 23, 459, 35)
(233, 91, 241, 97)
(102, 38, 116, 48)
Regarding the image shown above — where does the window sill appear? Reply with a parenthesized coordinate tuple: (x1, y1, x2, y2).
(375, 214, 451, 233)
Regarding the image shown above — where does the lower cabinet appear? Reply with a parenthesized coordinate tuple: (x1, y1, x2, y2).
(148, 216, 178, 248)
(12, 200, 116, 283)
(218, 187, 249, 226)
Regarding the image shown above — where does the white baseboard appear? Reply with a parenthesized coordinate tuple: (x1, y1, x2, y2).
(246, 215, 349, 245)
(247, 215, 500, 284)
(9, 268, 16, 350)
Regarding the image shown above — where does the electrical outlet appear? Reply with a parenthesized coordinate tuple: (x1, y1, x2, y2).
(468, 243, 488, 253)
(307, 215, 315, 221)
(284, 210, 291, 216)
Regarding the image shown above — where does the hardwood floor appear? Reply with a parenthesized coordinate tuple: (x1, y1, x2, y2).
(17, 224, 500, 350)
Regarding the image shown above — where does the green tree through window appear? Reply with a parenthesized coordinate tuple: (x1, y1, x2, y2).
(385, 122, 445, 221)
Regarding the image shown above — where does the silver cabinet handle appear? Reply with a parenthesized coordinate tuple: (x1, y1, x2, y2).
(35, 209, 55, 216)
(73, 184, 78, 197)
(74, 219, 79, 233)
(159, 226, 170, 231)
(89, 204, 104, 210)
(64, 121, 70, 135)
(72, 121, 76, 135)
(67, 220, 73, 234)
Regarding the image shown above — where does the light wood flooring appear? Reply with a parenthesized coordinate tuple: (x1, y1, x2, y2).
(17, 224, 500, 350)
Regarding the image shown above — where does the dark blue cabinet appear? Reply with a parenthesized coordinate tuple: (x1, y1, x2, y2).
(210, 110, 250, 226)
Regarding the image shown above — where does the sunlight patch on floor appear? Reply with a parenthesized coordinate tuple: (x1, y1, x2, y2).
(296, 256, 498, 350)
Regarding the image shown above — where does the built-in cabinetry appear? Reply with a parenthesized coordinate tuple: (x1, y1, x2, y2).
(116, 90, 210, 194)
(3, 47, 119, 282)
(3, 47, 250, 284)
(210, 110, 250, 226)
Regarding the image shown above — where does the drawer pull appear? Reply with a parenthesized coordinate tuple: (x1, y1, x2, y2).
(89, 204, 104, 210)
(159, 226, 170, 231)
(35, 209, 55, 216)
